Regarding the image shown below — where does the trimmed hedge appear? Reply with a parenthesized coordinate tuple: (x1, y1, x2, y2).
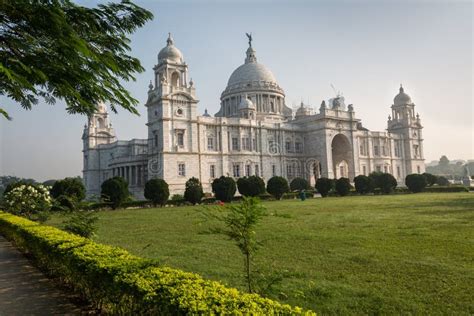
(424, 186, 468, 193)
(0, 212, 313, 315)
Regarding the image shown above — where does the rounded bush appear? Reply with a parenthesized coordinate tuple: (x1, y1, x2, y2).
(144, 178, 169, 206)
(3, 183, 52, 221)
(335, 177, 351, 196)
(405, 174, 427, 193)
(290, 177, 310, 192)
(354, 175, 373, 194)
(212, 176, 236, 202)
(101, 177, 129, 209)
(422, 173, 437, 187)
(184, 177, 204, 204)
(315, 178, 333, 197)
(266, 176, 289, 200)
(370, 172, 397, 194)
(237, 176, 266, 197)
(436, 176, 450, 186)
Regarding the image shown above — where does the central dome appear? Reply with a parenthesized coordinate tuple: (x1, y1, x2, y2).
(227, 63, 277, 87)
(226, 47, 278, 89)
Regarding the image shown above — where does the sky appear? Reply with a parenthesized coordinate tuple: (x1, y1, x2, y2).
(0, 0, 472, 181)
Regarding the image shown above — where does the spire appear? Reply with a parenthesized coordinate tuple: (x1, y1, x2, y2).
(167, 32, 174, 46)
(400, 83, 404, 93)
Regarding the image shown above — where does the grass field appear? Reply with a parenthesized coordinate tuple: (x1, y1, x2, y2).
(48, 193, 474, 315)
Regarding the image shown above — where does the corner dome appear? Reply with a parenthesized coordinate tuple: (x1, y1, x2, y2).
(394, 85, 413, 106)
(158, 33, 183, 63)
(239, 95, 255, 110)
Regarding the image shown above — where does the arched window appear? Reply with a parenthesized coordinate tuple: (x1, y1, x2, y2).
(97, 117, 105, 128)
(171, 72, 180, 87)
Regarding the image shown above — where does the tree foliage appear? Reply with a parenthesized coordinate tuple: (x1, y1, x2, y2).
(436, 176, 450, 186)
(50, 177, 85, 201)
(0, 0, 153, 119)
(101, 176, 129, 209)
(63, 211, 98, 238)
(237, 176, 266, 197)
(266, 176, 289, 200)
(315, 177, 333, 197)
(184, 177, 204, 205)
(354, 175, 373, 194)
(335, 177, 351, 196)
(212, 176, 236, 202)
(144, 178, 169, 206)
(289, 177, 310, 192)
(405, 174, 427, 193)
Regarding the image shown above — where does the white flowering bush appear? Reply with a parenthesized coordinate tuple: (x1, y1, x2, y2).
(4, 184, 52, 221)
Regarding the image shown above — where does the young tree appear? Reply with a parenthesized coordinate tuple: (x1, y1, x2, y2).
(315, 177, 333, 197)
(266, 176, 289, 200)
(203, 196, 266, 293)
(101, 177, 129, 209)
(144, 178, 170, 206)
(184, 177, 204, 204)
(237, 176, 266, 197)
(354, 175, 373, 194)
(335, 177, 351, 196)
(290, 177, 310, 192)
(63, 211, 98, 238)
(405, 174, 428, 193)
(1, 1, 153, 120)
(211, 176, 236, 202)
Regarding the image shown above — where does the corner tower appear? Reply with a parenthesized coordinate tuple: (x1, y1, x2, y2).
(387, 85, 425, 174)
(145, 33, 199, 188)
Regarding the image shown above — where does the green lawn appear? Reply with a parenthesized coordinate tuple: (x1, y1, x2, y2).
(48, 193, 474, 315)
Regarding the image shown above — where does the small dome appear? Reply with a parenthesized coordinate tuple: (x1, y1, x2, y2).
(394, 85, 413, 106)
(158, 33, 183, 63)
(239, 95, 255, 110)
(295, 102, 311, 117)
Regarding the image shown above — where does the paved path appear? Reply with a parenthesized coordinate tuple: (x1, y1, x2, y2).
(0, 236, 82, 315)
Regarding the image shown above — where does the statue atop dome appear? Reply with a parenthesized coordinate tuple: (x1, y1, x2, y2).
(246, 32, 252, 47)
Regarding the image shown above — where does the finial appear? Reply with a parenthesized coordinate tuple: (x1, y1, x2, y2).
(388, 115, 391, 121)
(416, 112, 420, 118)
(148, 80, 153, 90)
(189, 78, 194, 87)
(246, 32, 252, 48)
(167, 32, 174, 46)
(400, 83, 404, 93)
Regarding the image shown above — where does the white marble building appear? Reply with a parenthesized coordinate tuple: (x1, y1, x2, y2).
(83, 34, 425, 199)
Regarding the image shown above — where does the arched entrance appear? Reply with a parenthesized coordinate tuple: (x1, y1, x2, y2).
(331, 134, 353, 179)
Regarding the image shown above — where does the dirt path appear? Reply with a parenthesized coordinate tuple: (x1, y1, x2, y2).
(0, 236, 82, 315)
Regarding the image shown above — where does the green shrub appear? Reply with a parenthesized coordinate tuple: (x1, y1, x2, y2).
(422, 173, 437, 187)
(436, 176, 450, 186)
(405, 174, 428, 193)
(266, 176, 290, 200)
(237, 176, 266, 197)
(211, 176, 236, 202)
(184, 177, 204, 204)
(171, 194, 184, 201)
(335, 178, 351, 196)
(101, 177, 129, 209)
(144, 178, 169, 206)
(290, 178, 310, 192)
(315, 177, 333, 197)
(51, 177, 85, 201)
(3, 183, 52, 222)
(370, 172, 397, 194)
(354, 175, 373, 194)
(0, 212, 312, 315)
(63, 211, 98, 238)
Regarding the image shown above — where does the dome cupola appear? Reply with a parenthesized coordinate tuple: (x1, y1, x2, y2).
(158, 33, 183, 64)
(239, 94, 255, 110)
(394, 84, 413, 106)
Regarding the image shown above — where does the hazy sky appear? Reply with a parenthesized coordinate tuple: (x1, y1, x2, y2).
(0, 0, 472, 181)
